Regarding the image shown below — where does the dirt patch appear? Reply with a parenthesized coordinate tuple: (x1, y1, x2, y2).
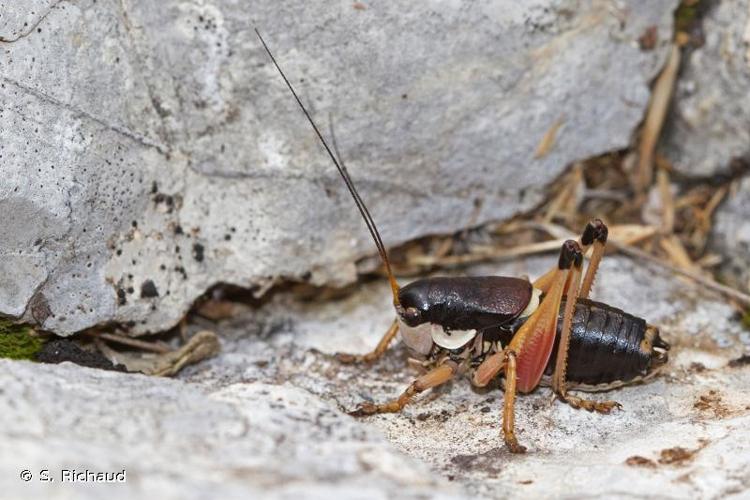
(449, 447, 506, 477)
(658, 446, 698, 466)
(694, 390, 731, 418)
(626, 455, 658, 468)
(626, 440, 708, 469)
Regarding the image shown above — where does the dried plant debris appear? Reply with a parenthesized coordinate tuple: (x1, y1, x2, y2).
(658, 443, 704, 466)
(96, 330, 220, 376)
(636, 44, 681, 193)
(194, 299, 253, 321)
(625, 441, 708, 469)
(693, 390, 731, 418)
(625, 455, 658, 468)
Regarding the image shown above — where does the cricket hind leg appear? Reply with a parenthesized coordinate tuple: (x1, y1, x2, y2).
(579, 219, 608, 299)
(491, 240, 579, 453)
(533, 219, 608, 294)
(469, 240, 579, 453)
(558, 392, 621, 413)
(551, 227, 620, 413)
(349, 360, 457, 416)
(335, 319, 399, 364)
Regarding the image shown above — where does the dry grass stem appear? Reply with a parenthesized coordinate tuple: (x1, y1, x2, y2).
(636, 44, 681, 192)
(96, 332, 171, 354)
(533, 222, 750, 307)
(659, 235, 699, 272)
(657, 167, 675, 234)
(408, 239, 566, 267)
(534, 117, 565, 159)
(611, 240, 750, 308)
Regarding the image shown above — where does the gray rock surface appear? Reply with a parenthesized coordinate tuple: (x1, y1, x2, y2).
(714, 177, 750, 292)
(2, 256, 749, 499)
(662, 0, 750, 176)
(0, 0, 678, 335)
(0, 360, 464, 500)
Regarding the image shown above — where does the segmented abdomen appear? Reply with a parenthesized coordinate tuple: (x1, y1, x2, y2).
(548, 298, 651, 386)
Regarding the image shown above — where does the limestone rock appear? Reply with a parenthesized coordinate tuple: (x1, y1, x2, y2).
(0, 0, 678, 334)
(662, 0, 750, 176)
(714, 177, 750, 292)
(0, 360, 464, 499)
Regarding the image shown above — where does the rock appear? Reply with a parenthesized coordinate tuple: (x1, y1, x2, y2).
(2, 255, 749, 499)
(0, 361, 463, 500)
(662, 0, 750, 176)
(0, 0, 678, 335)
(714, 177, 750, 292)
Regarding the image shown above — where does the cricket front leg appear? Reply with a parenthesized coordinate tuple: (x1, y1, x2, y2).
(336, 319, 399, 364)
(349, 360, 457, 416)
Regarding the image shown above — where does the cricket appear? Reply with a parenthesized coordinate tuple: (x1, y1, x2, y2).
(256, 29, 670, 453)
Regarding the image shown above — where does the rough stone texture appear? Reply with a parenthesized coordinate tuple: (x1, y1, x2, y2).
(0, 361, 464, 500)
(662, 0, 750, 176)
(2, 256, 749, 499)
(0, 0, 678, 335)
(714, 177, 750, 292)
(658, 0, 750, 291)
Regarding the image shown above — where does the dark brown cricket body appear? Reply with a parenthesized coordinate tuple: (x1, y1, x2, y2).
(397, 276, 668, 387)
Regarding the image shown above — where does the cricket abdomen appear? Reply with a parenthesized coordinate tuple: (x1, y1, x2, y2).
(547, 298, 664, 387)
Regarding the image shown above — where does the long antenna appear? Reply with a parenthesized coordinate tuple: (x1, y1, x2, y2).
(255, 29, 401, 305)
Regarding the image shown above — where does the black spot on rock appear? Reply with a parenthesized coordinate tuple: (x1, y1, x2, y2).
(153, 193, 174, 212)
(140, 280, 159, 298)
(116, 288, 127, 305)
(192, 243, 205, 262)
(729, 354, 750, 368)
